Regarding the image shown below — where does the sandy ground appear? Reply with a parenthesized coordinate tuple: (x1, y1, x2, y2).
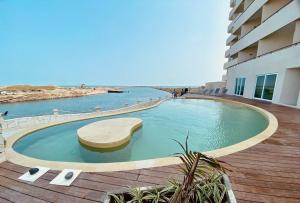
(0, 85, 120, 103)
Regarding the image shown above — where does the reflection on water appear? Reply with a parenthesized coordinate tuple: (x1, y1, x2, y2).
(14, 99, 268, 163)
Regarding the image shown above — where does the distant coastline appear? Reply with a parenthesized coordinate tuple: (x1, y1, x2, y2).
(0, 85, 121, 104)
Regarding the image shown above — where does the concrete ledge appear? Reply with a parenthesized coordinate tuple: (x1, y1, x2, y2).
(3, 99, 166, 132)
(78, 118, 142, 149)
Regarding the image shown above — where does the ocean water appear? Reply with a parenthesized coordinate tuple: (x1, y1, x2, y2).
(0, 87, 170, 119)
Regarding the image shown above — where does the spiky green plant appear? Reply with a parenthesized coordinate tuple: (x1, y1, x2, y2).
(127, 188, 145, 203)
(109, 135, 227, 203)
(195, 174, 227, 203)
(170, 136, 226, 203)
(143, 187, 170, 203)
(109, 193, 125, 203)
(164, 180, 180, 194)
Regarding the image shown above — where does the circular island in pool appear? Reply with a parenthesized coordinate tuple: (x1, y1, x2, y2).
(77, 118, 143, 149)
(8, 98, 277, 172)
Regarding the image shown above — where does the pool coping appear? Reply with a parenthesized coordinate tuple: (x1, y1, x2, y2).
(4, 97, 278, 172)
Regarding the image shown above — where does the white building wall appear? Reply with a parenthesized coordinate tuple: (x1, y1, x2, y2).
(280, 68, 300, 106)
(226, 44, 300, 105)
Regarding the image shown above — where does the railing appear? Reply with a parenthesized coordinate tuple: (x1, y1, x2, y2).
(237, 0, 293, 42)
(229, 0, 244, 20)
(225, 49, 231, 57)
(224, 58, 239, 69)
(2, 97, 170, 131)
(230, 0, 236, 8)
(261, 0, 293, 23)
(226, 34, 238, 45)
(227, 0, 295, 57)
(226, 41, 300, 69)
(228, 0, 255, 33)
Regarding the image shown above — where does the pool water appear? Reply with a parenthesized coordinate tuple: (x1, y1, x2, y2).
(0, 87, 170, 119)
(13, 99, 268, 163)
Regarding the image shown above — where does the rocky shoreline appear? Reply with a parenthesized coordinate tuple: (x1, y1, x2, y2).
(0, 85, 121, 104)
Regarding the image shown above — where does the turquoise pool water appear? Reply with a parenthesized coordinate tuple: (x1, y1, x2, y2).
(13, 99, 268, 163)
(0, 87, 170, 119)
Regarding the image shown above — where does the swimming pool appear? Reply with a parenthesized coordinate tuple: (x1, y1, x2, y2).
(13, 99, 268, 163)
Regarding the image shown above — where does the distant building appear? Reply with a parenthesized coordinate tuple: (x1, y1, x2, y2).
(224, 0, 300, 108)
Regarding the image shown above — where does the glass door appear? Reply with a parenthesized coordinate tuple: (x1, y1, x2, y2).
(234, 77, 246, 96)
(234, 78, 238, 95)
(254, 74, 277, 100)
(240, 78, 246, 95)
(254, 75, 265, 99)
(263, 74, 277, 100)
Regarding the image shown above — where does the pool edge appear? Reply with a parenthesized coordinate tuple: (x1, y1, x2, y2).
(4, 97, 278, 172)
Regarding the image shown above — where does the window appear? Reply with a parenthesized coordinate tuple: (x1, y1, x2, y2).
(263, 74, 277, 100)
(234, 77, 246, 96)
(234, 78, 238, 94)
(240, 78, 246, 95)
(254, 74, 277, 101)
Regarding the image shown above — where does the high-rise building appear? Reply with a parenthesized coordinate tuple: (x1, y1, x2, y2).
(224, 0, 300, 108)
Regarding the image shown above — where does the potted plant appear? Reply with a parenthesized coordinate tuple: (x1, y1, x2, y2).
(103, 136, 236, 203)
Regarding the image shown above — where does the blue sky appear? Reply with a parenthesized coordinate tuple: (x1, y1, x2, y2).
(0, 0, 230, 86)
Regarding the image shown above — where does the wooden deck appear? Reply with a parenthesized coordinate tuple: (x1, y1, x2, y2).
(0, 97, 300, 203)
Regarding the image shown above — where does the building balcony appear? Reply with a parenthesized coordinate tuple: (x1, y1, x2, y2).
(228, 0, 300, 56)
(261, 0, 292, 22)
(229, 0, 244, 21)
(226, 34, 238, 46)
(224, 58, 238, 69)
(225, 40, 300, 70)
(229, 0, 268, 34)
(257, 21, 296, 56)
(238, 42, 258, 63)
(240, 9, 262, 38)
(230, 0, 235, 8)
(225, 49, 231, 58)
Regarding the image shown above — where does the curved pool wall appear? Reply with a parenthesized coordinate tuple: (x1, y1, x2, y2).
(12, 99, 269, 164)
(0, 87, 170, 119)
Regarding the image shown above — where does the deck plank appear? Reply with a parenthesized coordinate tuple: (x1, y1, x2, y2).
(0, 185, 48, 203)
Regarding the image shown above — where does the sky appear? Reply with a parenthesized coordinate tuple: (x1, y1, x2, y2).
(0, 0, 230, 86)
